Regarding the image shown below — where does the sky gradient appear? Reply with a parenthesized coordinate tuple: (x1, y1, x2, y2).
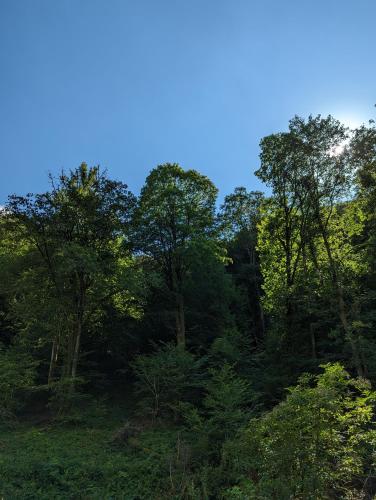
(0, 0, 375, 204)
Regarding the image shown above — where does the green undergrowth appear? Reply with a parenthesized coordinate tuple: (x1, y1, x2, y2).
(0, 403, 185, 499)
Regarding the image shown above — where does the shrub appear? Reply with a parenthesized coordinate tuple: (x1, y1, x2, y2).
(132, 342, 204, 420)
(222, 363, 376, 499)
(0, 346, 37, 421)
(48, 376, 108, 425)
(179, 362, 253, 480)
(203, 364, 253, 440)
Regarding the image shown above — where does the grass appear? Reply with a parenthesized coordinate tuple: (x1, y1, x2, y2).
(0, 400, 183, 499)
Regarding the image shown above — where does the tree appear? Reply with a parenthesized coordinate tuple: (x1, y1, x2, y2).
(256, 115, 365, 376)
(256, 129, 311, 336)
(5, 163, 137, 383)
(132, 342, 204, 420)
(349, 116, 376, 379)
(288, 116, 364, 375)
(219, 187, 264, 240)
(131, 163, 218, 347)
(219, 188, 265, 341)
(224, 363, 376, 499)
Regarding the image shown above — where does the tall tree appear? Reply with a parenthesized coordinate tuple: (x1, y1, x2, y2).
(349, 116, 376, 378)
(219, 188, 265, 341)
(257, 115, 365, 375)
(289, 116, 363, 375)
(256, 129, 309, 335)
(5, 163, 137, 382)
(132, 163, 218, 347)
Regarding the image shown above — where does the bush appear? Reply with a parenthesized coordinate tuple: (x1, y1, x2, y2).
(48, 376, 108, 425)
(178, 362, 253, 485)
(203, 364, 253, 440)
(222, 363, 376, 499)
(210, 328, 248, 367)
(132, 342, 205, 420)
(0, 346, 37, 421)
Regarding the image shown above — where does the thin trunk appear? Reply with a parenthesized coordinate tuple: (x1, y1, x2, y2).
(310, 323, 317, 360)
(284, 217, 295, 335)
(71, 277, 85, 379)
(319, 219, 363, 376)
(71, 319, 82, 379)
(247, 246, 265, 338)
(337, 285, 363, 376)
(258, 302, 265, 338)
(175, 293, 186, 348)
(48, 336, 60, 384)
(64, 331, 74, 379)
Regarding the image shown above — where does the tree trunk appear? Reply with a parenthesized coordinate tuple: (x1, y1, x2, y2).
(319, 220, 364, 376)
(247, 246, 265, 338)
(71, 319, 82, 379)
(71, 277, 85, 379)
(336, 285, 363, 377)
(258, 301, 265, 338)
(61, 325, 74, 380)
(175, 293, 186, 348)
(310, 323, 317, 360)
(48, 336, 60, 384)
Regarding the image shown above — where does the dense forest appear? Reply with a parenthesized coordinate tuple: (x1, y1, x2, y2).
(1, 113, 376, 499)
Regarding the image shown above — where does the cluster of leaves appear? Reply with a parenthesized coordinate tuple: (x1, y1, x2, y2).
(223, 363, 376, 499)
(131, 342, 205, 420)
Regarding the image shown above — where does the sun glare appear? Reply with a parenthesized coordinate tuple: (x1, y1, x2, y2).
(336, 114, 365, 130)
(330, 143, 346, 156)
(328, 113, 367, 156)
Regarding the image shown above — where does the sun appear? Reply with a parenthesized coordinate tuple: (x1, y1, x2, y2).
(330, 143, 346, 157)
(329, 136, 351, 157)
(329, 113, 366, 156)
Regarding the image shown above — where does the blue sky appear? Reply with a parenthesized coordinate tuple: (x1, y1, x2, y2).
(0, 0, 375, 204)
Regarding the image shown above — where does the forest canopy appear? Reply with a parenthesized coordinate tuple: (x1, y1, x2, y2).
(1, 113, 376, 498)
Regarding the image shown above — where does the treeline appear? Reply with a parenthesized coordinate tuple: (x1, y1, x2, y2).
(1, 113, 376, 498)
